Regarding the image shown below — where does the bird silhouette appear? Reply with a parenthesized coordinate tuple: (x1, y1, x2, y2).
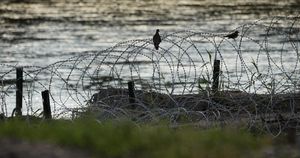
(224, 31, 239, 39)
(153, 29, 161, 50)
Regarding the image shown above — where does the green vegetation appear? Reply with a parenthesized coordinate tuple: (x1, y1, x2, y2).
(0, 119, 274, 158)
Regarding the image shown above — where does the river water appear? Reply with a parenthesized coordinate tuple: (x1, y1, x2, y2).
(1, 0, 299, 65)
(0, 0, 300, 116)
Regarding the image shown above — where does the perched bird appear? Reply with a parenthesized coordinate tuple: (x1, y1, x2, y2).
(224, 31, 239, 39)
(153, 29, 161, 50)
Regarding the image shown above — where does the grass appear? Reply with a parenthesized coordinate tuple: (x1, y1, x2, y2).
(0, 118, 277, 158)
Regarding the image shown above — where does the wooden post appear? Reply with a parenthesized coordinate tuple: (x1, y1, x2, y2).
(128, 81, 136, 108)
(15, 67, 23, 116)
(41, 90, 52, 119)
(286, 120, 297, 145)
(212, 60, 220, 94)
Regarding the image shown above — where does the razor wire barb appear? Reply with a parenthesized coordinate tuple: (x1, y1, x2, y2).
(1, 15, 300, 136)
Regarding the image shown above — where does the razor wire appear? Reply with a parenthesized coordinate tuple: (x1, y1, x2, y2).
(0, 15, 300, 136)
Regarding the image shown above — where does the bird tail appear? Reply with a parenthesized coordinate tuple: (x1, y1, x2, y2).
(154, 44, 159, 50)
